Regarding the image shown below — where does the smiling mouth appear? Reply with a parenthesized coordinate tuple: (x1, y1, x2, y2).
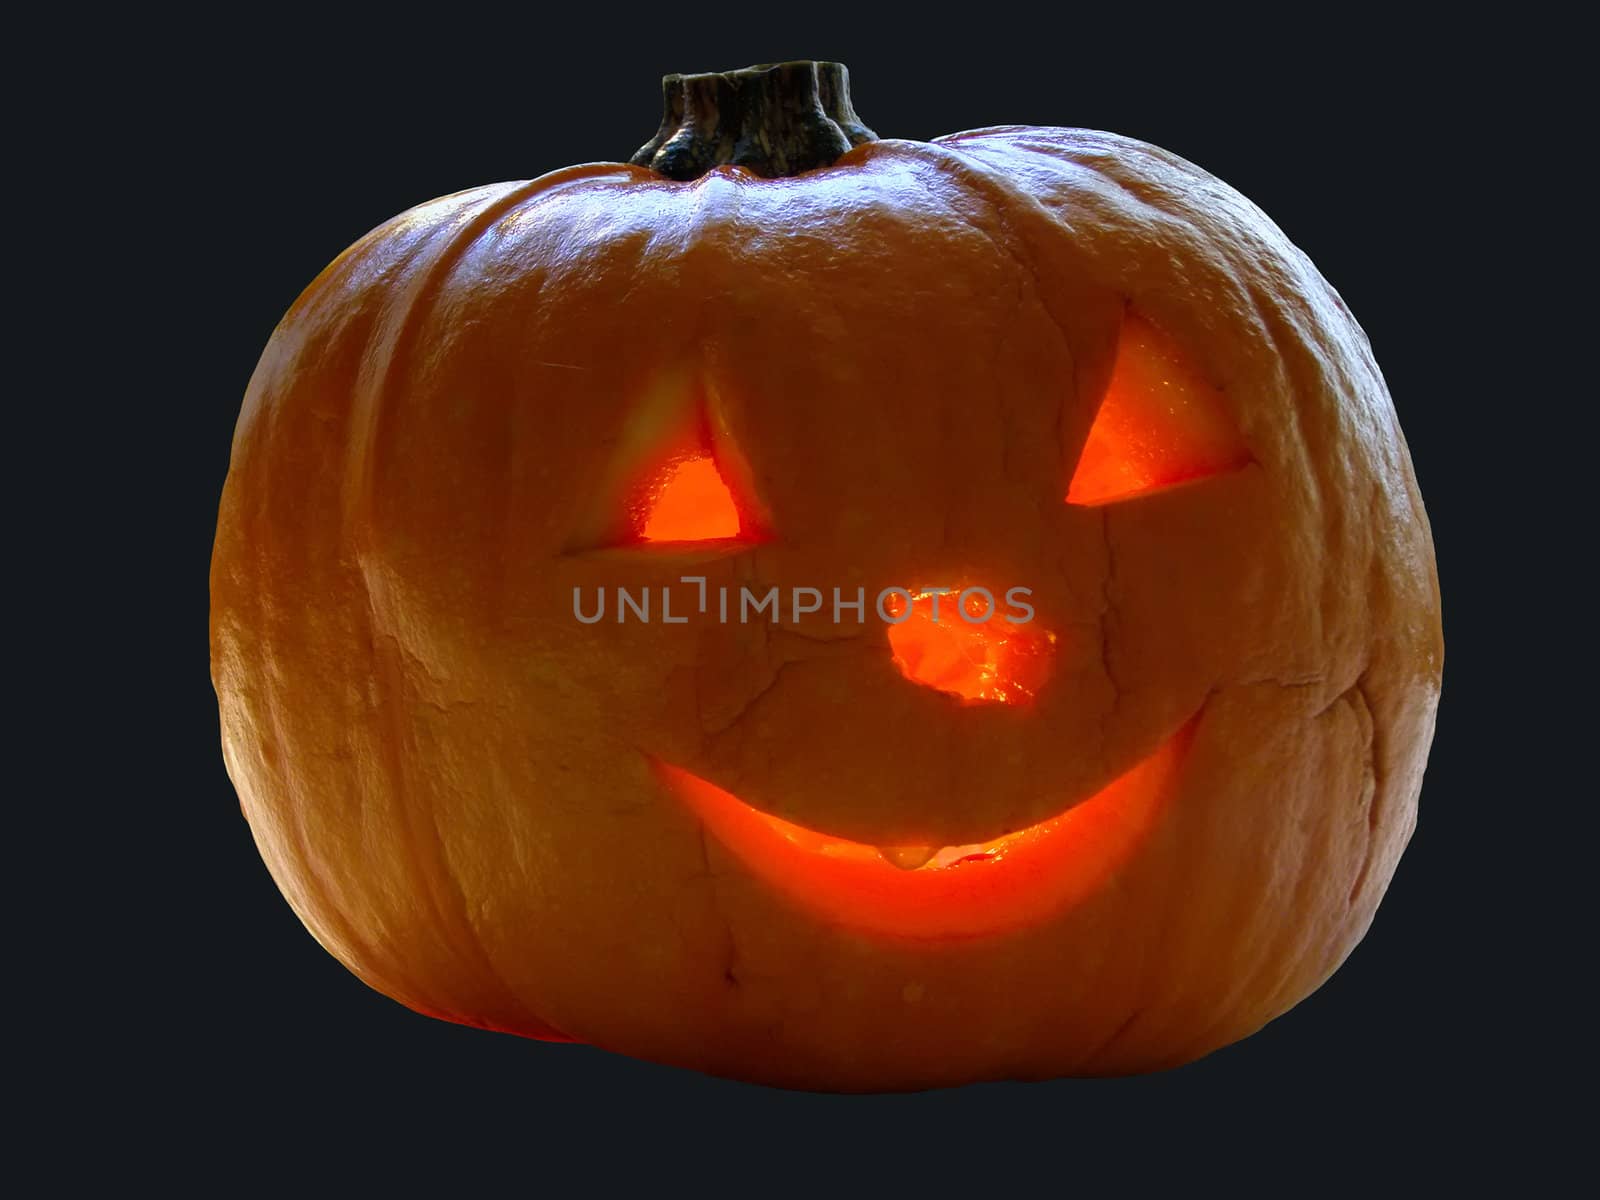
(653, 717, 1198, 939)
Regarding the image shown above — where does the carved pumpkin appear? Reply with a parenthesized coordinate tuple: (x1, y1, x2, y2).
(211, 61, 1442, 1089)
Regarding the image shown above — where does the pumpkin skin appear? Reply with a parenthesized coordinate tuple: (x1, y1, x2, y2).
(211, 117, 1442, 1089)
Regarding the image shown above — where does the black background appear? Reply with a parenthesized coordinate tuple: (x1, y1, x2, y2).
(70, 8, 1561, 1181)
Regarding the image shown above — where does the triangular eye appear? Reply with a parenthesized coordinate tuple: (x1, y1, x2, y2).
(1066, 313, 1250, 506)
(567, 366, 767, 551)
(640, 454, 742, 542)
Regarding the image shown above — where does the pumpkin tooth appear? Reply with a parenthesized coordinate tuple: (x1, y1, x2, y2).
(878, 845, 939, 870)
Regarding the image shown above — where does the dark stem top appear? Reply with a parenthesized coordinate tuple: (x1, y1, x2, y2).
(631, 61, 877, 181)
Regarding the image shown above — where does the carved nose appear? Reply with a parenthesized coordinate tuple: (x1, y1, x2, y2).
(884, 587, 1055, 705)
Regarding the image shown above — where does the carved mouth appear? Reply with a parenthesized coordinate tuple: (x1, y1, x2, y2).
(654, 718, 1197, 939)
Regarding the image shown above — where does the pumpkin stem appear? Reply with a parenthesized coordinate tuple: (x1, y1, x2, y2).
(631, 61, 877, 181)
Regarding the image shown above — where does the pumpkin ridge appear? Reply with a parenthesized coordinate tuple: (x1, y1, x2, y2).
(340, 173, 626, 1037)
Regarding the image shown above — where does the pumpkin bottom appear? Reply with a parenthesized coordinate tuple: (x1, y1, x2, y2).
(326, 684, 1405, 1090)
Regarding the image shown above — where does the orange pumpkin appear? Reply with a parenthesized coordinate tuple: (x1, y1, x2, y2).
(210, 61, 1442, 1089)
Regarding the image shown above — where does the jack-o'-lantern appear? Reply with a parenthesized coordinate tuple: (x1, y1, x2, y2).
(211, 61, 1442, 1090)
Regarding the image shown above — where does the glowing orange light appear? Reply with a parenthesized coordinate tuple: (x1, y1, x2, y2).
(885, 590, 1054, 704)
(656, 720, 1194, 939)
(1066, 313, 1250, 506)
(640, 455, 742, 541)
